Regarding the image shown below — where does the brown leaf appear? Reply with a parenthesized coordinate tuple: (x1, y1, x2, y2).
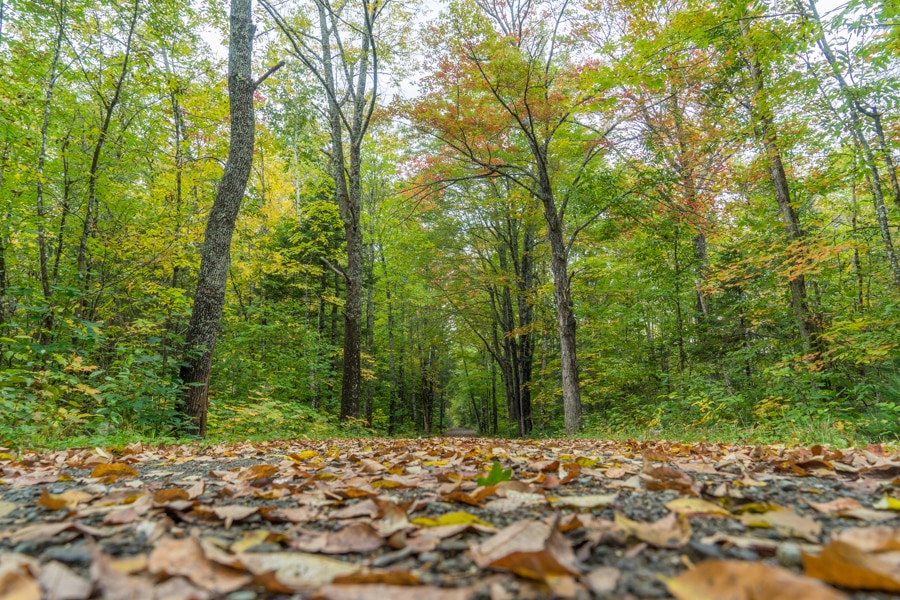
(359, 458, 387, 474)
(739, 509, 821, 542)
(664, 498, 730, 517)
(152, 576, 210, 600)
(39, 561, 93, 600)
(236, 551, 361, 591)
(0, 553, 41, 600)
(238, 464, 278, 481)
(321, 523, 385, 554)
(614, 512, 691, 549)
(148, 536, 251, 593)
(470, 519, 579, 581)
(152, 488, 190, 505)
(803, 539, 900, 592)
(212, 505, 259, 528)
(548, 493, 617, 510)
(90, 463, 139, 480)
(805, 497, 863, 514)
(260, 507, 316, 523)
(331, 499, 380, 519)
(313, 584, 472, 600)
(90, 548, 156, 600)
(641, 464, 699, 496)
(832, 526, 900, 552)
(583, 566, 620, 595)
(666, 559, 847, 600)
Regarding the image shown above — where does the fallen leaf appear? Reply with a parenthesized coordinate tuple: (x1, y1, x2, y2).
(39, 560, 92, 600)
(485, 491, 546, 513)
(470, 519, 579, 581)
(90, 463, 139, 480)
(212, 505, 259, 528)
(90, 548, 156, 600)
(583, 566, 620, 595)
(332, 499, 380, 519)
(666, 559, 847, 599)
(804, 497, 862, 514)
(548, 493, 617, 509)
(739, 509, 821, 542)
(803, 540, 900, 592)
(411, 511, 492, 528)
(313, 584, 472, 600)
(148, 536, 251, 593)
(238, 464, 278, 481)
(152, 488, 190, 504)
(832, 526, 900, 552)
(237, 551, 361, 591)
(152, 576, 210, 600)
(665, 498, 730, 517)
(0, 501, 16, 518)
(874, 495, 900, 512)
(359, 458, 387, 474)
(641, 464, 699, 496)
(0, 553, 41, 600)
(321, 523, 385, 554)
(614, 512, 691, 549)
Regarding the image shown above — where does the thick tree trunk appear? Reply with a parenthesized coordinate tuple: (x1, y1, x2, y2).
(178, 0, 255, 436)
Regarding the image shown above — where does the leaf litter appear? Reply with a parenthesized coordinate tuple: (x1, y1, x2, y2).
(0, 438, 898, 598)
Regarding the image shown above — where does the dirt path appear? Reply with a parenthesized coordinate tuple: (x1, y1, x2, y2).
(1, 438, 898, 599)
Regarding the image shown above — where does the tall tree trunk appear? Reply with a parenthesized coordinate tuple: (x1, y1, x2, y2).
(745, 41, 819, 353)
(539, 180, 581, 434)
(178, 0, 256, 436)
(75, 0, 139, 307)
(36, 1, 65, 308)
(802, 0, 900, 290)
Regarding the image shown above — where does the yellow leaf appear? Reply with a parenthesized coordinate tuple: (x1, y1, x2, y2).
(90, 463, 139, 479)
(665, 498, 731, 517)
(873, 495, 900, 511)
(411, 511, 492, 528)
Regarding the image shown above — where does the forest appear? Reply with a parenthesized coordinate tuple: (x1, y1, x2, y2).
(0, 0, 899, 448)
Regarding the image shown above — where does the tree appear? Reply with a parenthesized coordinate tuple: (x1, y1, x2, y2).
(409, 0, 616, 434)
(178, 0, 282, 435)
(261, 0, 383, 422)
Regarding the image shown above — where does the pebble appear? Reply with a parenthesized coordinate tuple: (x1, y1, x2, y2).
(226, 592, 257, 600)
(371, 547, 414, 567)
(776, 542, 803, 568)
(41, 544, 91, 565)
(726, 547, 760, 561)
(244, 543, 282, 553)
(418, 552, 441, 563)
(438, 539, 469, 552)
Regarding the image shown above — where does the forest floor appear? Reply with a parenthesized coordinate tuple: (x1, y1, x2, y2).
(0, 437, 899, 600)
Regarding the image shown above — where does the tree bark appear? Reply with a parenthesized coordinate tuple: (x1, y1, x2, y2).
(178, 0, 256, 436)
(75, 0, 139, 311)
(744, 37, 819, 354)
(540, 181, 581, 435)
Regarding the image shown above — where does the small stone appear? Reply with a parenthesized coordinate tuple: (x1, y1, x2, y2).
(41, 544, 91, 565)
(244, 543, 282, 553)
(776, 542, 802, 568)
(726, 547, 760, 561)
(418, 552, 441, 563)
(437, 539, 469, 552)
(226, 591, 257, 600)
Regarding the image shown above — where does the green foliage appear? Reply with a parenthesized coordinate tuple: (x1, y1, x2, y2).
(476, 461, 512, 487)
